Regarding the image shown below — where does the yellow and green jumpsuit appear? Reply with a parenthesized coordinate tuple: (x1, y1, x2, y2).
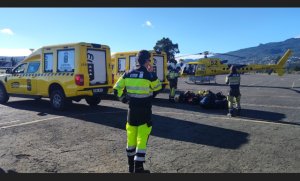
(167, 64, 179, 100)
(113, 65, 162, 172)
(225, 73, 241, 115)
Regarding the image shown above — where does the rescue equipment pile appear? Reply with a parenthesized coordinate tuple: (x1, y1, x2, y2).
(174, 90, 228, 109)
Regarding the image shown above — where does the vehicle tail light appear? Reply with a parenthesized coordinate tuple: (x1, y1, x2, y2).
(75, 74, 84, 86)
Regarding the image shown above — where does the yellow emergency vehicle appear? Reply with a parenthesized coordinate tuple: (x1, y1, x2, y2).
(0, 42, 112, 110)
(109, 50, 169, 93)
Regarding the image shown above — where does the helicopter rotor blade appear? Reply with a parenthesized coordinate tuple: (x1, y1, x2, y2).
(175, 51, 245, 59)
(212, 53, 245, 59)
(175, 52, 204, 58)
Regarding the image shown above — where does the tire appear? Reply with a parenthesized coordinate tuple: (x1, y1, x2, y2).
(0, 84, 9, 104)
(50, 89, 68, 111)
(85, 97, 101, 107)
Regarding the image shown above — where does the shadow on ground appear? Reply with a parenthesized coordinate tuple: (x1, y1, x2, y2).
(5, 99, 250, 149)
(0, 167, 17, 174)
(185, 82, 300, 94)
(152, 98, 295, 125)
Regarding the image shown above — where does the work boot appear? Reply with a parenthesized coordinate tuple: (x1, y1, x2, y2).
(128, 156, 134, 173)
(134, 161, 150, 173)
(169, 98, 175, 103)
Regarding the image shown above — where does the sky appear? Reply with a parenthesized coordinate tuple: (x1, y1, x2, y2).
(1, 8, 300, 57)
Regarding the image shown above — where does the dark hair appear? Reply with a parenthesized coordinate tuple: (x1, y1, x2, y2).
(137, 50, 151, 65)
(230, 65, 237, 74)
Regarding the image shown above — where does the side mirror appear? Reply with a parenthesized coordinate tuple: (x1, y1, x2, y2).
(6, 69, 12, 74)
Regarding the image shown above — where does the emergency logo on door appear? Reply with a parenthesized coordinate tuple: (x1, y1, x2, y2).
(11, 82, 19, 88)
(87, 53, 95, 81)
(64, 52, 68, 63)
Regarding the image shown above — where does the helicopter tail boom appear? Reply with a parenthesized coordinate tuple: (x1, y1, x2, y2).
(273, 49, 292, 76)
(276, 49, 292, 68)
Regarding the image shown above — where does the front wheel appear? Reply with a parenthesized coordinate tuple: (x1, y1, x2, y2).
(85, 97, 101, 107)
(0, 84, 9, 104)
(50, 89, 69, 111)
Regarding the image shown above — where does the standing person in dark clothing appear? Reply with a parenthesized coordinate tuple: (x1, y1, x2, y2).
(225, 65, 241, 117)
(113, 50, 162, 173)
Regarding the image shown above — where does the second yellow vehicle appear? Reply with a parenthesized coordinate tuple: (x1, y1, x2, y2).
(109, 50, 169, 93)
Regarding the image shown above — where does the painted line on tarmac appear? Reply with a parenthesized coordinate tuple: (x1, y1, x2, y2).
(246, 95, 300, 99)
(292, 78, 300, 88)
(0, 116, 63, 129)
(246, 79, 273, 86)
(155, 111, 293, 126)
(243, 103, 300, 110)
(0, 120, 22, 125)
(0, 111, 126, 130)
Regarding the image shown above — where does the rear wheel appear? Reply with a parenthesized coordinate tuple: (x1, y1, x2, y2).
(50, 89, 70, 111)
(0, 84, 9, 104)
(85, 97, 101, 107)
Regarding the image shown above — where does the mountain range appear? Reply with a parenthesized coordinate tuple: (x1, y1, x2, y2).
(180, 38, 300, 68)
(215, 38, 300, 64)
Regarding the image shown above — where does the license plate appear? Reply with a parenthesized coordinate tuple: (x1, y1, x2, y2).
(93, 88, 103, 93)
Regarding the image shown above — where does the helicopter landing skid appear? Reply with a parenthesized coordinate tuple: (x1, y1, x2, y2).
(185, 76, 217, 85)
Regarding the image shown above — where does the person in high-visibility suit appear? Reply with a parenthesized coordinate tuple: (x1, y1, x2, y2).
(113, 50, 162, 173)
(167, 59, 180, 102)
(225, 65, 241, 117)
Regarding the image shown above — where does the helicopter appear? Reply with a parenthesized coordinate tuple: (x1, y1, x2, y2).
(176, 49, 292, 84)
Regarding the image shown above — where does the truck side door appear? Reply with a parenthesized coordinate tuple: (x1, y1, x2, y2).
(25, 61, 40, 95)
(6, 63, 28, 94)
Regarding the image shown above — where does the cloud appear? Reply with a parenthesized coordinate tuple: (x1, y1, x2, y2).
(0, 49, 32, 56)
(0, 28, 14, 35)
(142, 20, 154, 28)
(295, 35, 300, 39)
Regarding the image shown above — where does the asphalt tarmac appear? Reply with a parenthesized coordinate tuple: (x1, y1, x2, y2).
(0, 73, 299, 173)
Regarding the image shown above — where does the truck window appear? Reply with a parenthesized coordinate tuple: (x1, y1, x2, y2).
(129, 56, 137, 70)
(118, 58, 126, 72)
(13, 63, 27, 74)
(44, 53, 53, 72)
(27, 62, 40, 73)
(87, 49, 107, 85)
(57, 49, 75, 72)
(153, 55, 164, 81)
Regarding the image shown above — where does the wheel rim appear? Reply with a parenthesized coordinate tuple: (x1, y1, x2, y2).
(53, 94, 62, 108)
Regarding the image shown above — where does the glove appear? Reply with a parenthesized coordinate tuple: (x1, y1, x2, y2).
(153, 91, 159, 98)
(120, 96, 129, 104)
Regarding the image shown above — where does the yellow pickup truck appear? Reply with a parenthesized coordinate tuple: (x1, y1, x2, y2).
(109, 50, 169, 93)
(0, 42, 113, 110)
